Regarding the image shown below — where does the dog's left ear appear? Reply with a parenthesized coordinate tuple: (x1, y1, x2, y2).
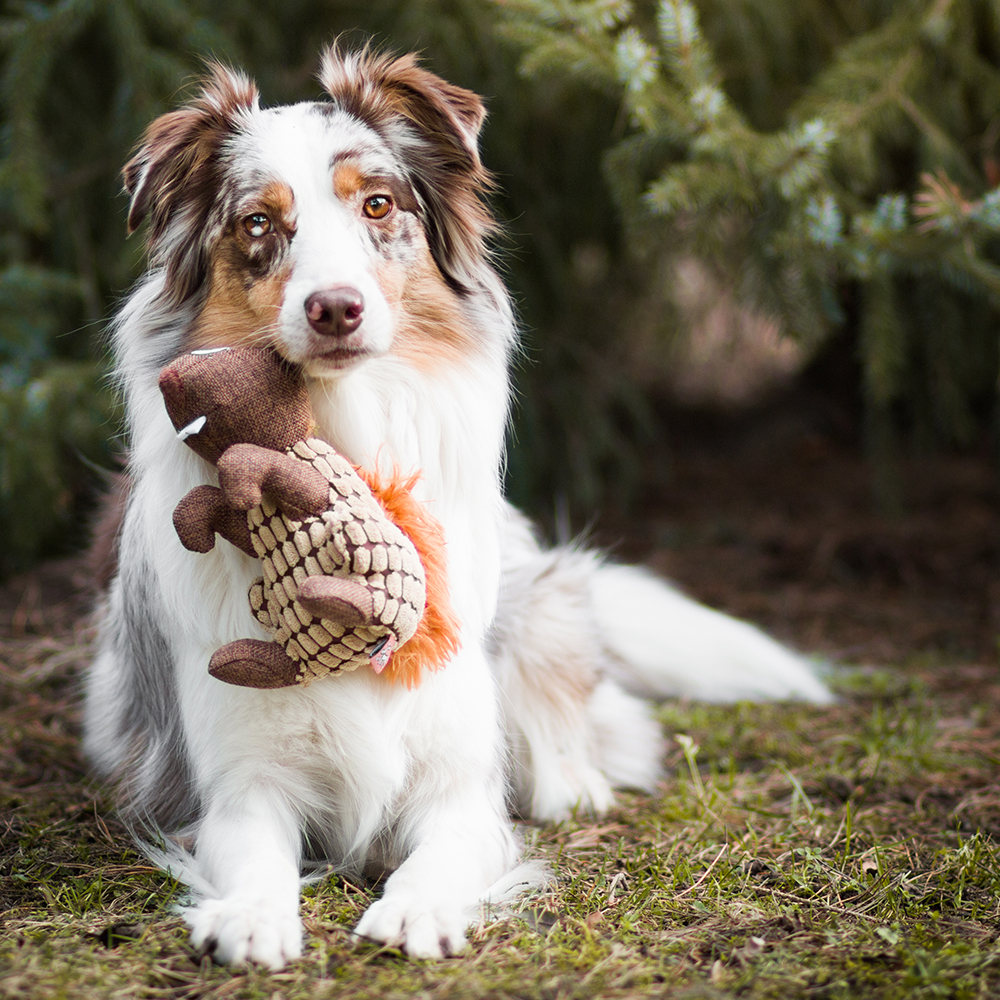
(320, 48, 495, 292)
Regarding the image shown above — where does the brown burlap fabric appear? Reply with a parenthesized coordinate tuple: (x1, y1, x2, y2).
(159, 347, 313, 465)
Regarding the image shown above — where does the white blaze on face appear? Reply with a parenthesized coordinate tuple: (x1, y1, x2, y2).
(232, 104, 401, 368)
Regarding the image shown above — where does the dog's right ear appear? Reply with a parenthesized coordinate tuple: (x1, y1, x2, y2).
(124, 64, 258, 303)
(124, 64, 258, 240)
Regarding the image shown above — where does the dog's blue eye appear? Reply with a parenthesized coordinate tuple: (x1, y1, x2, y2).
(363, 195, 393, 220)
(243, 213, 272, 237)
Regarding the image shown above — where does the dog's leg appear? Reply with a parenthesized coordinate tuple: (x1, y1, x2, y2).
(168, 635, 306, 969)
(353, 652, 518, 958)
(186, 788, 303, 969)
(491, 509, 660, 819)
(354, 788, 515, 957)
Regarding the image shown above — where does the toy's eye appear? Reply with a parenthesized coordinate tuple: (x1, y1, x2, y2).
(362, 195, 393, 220)
(243, 213, 272, 237)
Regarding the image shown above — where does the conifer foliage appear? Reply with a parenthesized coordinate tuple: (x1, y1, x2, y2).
(7, 0, 999, 574)
(0, 0, 231, 575)
(497, 0, 1000, 503)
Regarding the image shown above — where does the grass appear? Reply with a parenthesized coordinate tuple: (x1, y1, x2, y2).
(4, 604, 1000, 998)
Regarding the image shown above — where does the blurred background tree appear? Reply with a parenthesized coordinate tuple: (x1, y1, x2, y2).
(496, 0, 1000, 511)
(3, 0, 1000, 576)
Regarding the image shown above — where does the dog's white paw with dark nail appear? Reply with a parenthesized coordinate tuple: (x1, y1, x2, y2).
(355, 894, 468, 958)
(187, 897, 302, 969)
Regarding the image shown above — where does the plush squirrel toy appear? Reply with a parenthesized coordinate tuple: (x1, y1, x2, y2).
(158, 346, 458, 690)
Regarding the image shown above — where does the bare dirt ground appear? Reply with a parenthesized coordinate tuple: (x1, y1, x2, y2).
(599, 420, 999, 666)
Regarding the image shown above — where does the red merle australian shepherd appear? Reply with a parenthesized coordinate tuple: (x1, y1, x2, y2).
(85, 45, 830, 968)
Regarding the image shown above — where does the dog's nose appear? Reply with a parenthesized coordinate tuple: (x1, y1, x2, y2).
(304, 287, 365, 337)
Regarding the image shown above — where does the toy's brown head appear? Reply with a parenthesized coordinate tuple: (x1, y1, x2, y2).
(159, 346, 313, 463)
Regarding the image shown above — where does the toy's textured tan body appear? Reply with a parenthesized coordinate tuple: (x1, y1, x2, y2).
(247, 437, 425, 682)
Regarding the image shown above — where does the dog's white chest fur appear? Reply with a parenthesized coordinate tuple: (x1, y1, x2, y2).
(306, 357, 509, 639)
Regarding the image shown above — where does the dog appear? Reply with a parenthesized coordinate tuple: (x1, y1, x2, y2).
(84, 45, 832, 969)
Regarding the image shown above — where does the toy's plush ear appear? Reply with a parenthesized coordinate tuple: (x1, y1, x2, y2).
(319, 46, 494, 293)
(159, 347, 314, 463)
(124, 64, 259, 303)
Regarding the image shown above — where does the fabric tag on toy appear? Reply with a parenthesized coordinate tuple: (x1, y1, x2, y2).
(370, 634, 396, 674)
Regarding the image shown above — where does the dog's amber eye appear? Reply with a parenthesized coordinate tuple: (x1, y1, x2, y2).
(363, 195, 393, 220)
(243, 213, 272, 237)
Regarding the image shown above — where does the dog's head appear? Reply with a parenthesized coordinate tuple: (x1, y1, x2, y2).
(124, 47, 497, 375)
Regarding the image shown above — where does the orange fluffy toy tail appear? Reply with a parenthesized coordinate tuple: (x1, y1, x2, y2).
(357, 467, 461, 689)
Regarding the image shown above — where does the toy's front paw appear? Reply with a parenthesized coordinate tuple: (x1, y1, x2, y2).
(297, 576, 374, 626)
(208, 639, 301, 688)
(187, 896, 303, 969)
(218, 442, 328, 518)
(354, 893, 469, 958)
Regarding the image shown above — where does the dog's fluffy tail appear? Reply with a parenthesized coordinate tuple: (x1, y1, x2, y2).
(495, 508, 832, 818)
(590, 562, 833, 704)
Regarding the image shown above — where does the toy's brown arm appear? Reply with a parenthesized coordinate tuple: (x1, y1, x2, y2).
(209, 638, 302, 688)
(217, 443, 329, 520)
(173, 484, 256, 557)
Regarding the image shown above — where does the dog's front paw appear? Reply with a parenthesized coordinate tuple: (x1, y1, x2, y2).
(187, 896, 303, 969)
(354, 893, 468, 959)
